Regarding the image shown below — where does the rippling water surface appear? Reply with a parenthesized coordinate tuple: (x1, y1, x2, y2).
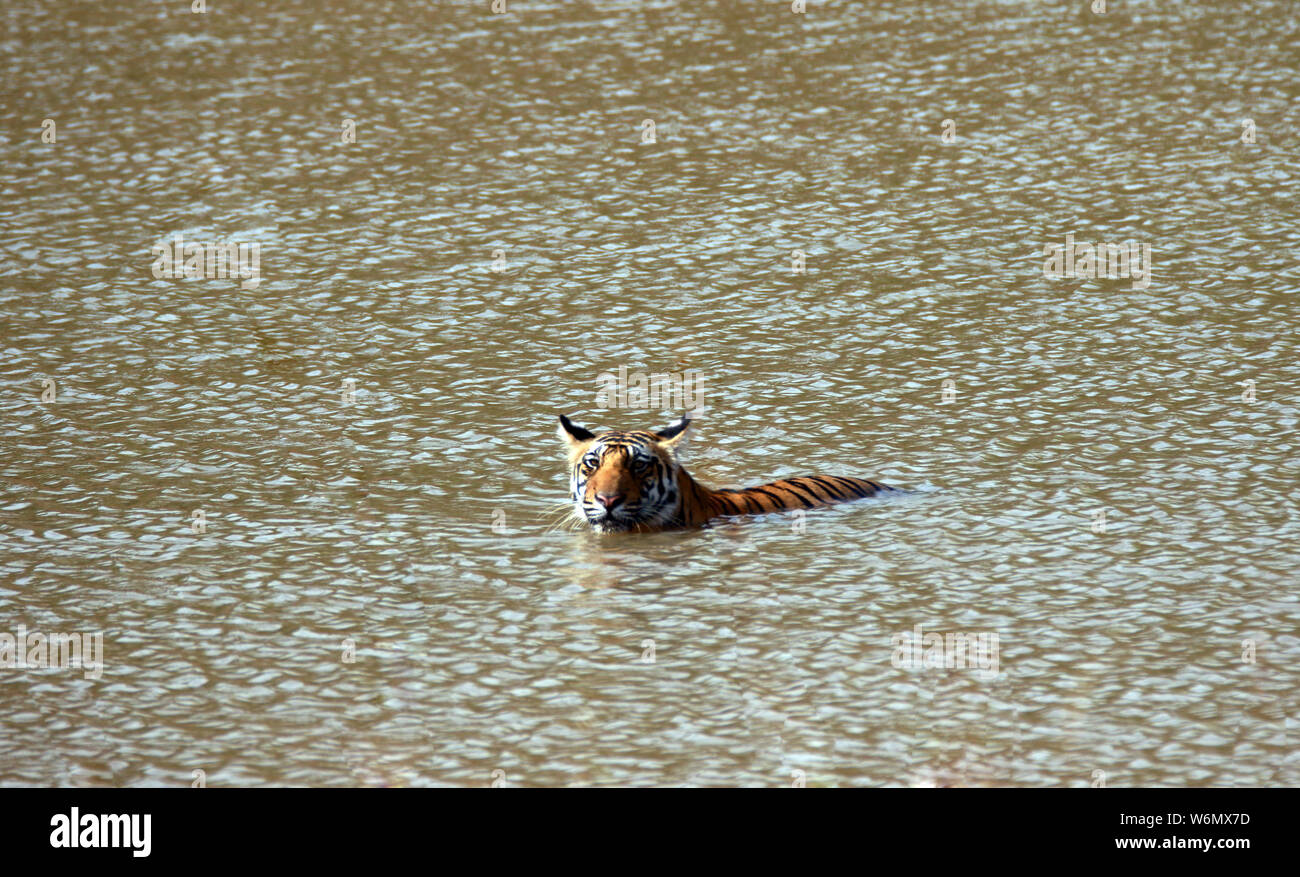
(1, 0, 1297, 786)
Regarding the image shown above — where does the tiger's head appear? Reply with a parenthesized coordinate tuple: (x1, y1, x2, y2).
(557, 413, 692, 533)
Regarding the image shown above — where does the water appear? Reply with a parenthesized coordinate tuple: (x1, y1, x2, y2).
(1, 0, 1297, 786)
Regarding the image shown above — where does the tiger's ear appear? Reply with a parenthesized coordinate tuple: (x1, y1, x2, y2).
(558, 414, 595, 448)
(654, 412, 692, 445)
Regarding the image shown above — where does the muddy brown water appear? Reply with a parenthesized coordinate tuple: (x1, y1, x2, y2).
(0, 0, 1297, 786)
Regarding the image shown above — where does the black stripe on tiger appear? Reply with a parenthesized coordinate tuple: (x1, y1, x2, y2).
(743, 486, 793, 510)
(773, 480, 820, 508)
(807, 476, 852, 499)
(832, 477, 873, 499)
(793, 477, 842, 501)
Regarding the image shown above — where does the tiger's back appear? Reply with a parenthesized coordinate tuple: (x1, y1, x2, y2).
(708, 475, 896, 519)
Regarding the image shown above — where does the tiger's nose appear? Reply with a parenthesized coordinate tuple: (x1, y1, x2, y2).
(595, 492, 624, 510)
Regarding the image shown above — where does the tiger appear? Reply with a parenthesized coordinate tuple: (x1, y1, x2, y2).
(558, 412, 899, 533)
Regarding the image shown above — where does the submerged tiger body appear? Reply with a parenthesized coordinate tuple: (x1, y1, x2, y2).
(559, 413, 898, 533)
